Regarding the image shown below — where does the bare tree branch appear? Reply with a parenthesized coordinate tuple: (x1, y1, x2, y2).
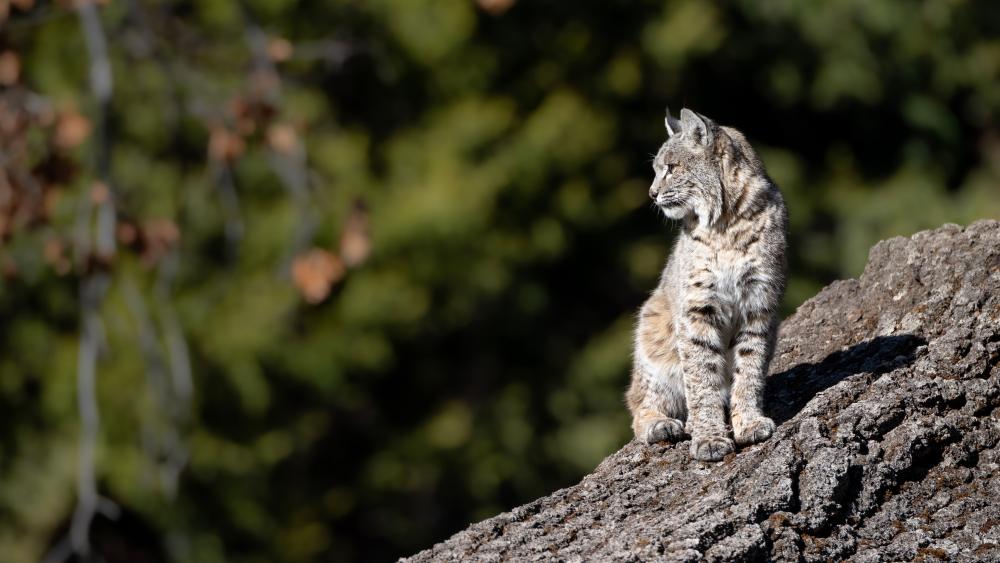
(71, 272, 108, 557)
(70, 0, 118, 556)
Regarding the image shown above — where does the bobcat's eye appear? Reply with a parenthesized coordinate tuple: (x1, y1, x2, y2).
(664, 163, 677, 174)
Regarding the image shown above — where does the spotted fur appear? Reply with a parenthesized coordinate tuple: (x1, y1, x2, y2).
(627, 108, 788, 461)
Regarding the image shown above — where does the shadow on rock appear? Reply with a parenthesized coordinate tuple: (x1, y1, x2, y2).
(766, 334, 925, 425)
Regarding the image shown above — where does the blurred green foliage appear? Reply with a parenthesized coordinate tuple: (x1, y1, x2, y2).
(0, 0, 998, 561)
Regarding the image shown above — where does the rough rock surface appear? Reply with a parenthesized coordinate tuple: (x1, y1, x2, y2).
(404, 220, 1000, 562)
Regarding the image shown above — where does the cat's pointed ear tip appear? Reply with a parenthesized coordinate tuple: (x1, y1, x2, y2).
(665, 105, 682, 136)
(664, 117, 675, 136)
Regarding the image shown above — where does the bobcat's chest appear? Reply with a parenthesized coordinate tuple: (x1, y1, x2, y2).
(712, 252, 754, 305)
(685, 244, 759, 326)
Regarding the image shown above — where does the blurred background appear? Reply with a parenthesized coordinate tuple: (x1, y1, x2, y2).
(0, 0, 998, 561)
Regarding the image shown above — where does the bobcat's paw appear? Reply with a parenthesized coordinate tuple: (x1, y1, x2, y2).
(690, 434, 735, 461)
(643, 418, 685, 444)
(733, 416, 775, 446)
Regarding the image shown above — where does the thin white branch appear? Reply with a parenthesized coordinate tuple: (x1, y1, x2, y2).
(70, 0, 117, 556)
(76, 0, 113, 103)
(70, 272, 109, 556)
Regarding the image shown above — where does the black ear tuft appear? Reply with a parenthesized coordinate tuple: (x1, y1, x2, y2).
(665, 106, 682, 137)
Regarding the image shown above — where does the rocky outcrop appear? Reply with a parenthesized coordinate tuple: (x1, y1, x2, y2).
(405, 220, 1000, 562)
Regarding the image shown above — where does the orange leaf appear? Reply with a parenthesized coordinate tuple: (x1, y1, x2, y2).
(208, 126, 245, 163)
(477, 0, 516, 15)
(267, 37, 294, 63)
(292, 248, 345, 304)
(54, 109, 91, 150)
(267, 123, 299, 155)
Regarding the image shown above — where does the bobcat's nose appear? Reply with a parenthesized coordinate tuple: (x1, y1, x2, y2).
(648, 184, 659, 200)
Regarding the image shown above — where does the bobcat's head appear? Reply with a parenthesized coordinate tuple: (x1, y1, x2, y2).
(649, 108, 726, 228)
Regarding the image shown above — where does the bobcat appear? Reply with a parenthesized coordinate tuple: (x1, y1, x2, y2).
(627, 108, 788, 461)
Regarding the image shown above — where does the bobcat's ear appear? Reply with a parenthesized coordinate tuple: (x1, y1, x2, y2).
(664, 106, 682, 137)
(680, 108, 712, 147)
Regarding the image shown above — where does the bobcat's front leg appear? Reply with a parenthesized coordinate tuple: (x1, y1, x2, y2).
(678, 301, 733, 461)
(730, 310, 778, 445)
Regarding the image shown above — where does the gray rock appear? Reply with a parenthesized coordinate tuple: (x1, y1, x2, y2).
(404, 220, 1000, 562)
